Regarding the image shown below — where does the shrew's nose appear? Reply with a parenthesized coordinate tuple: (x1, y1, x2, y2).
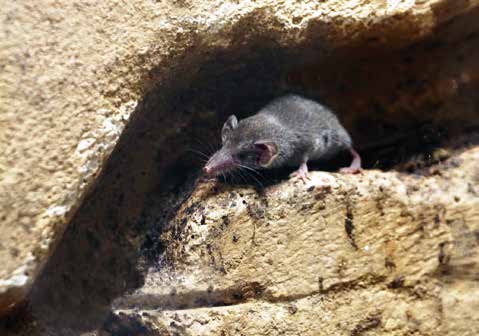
(203, 166, 212, 174)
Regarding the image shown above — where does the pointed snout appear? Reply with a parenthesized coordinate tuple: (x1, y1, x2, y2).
(203, 154, 218, 176)
(202, 150, 235, 176)
(203, 165, 213, 174)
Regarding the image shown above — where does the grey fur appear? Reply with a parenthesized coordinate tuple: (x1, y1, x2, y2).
(204, 94, 354, 176)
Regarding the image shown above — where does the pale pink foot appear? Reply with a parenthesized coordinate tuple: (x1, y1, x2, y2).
(290, 162, 311, 183)
(340, 148, 362, 174)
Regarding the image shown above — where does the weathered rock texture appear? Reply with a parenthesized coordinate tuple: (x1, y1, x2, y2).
(112, 145, 479, 335)
(1, 0, 479, 334)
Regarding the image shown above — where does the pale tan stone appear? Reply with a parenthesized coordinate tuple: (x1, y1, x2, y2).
(1, 0, 478, 323)
(113, 147, 479, 335)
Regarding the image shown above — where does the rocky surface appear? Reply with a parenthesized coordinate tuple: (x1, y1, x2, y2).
(1, 0, 479, 334)
(108, 145, 479, 335)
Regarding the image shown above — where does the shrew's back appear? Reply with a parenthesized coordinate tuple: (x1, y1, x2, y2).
(258, 94, 343, 132)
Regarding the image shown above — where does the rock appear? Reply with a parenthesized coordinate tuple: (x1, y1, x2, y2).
(111, 146, 479, 335)
(1, 0, 479, 332)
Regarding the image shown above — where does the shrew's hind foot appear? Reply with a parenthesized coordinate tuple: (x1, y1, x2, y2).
(340, 148, 362, 174)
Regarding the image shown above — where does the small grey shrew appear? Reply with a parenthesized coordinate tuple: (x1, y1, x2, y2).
(203, 94, 361, 182)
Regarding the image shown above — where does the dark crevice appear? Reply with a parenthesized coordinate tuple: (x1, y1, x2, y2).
(112, 281, 265, 311)
(344, 205, 358, 250)
(112, 272, 389, 314)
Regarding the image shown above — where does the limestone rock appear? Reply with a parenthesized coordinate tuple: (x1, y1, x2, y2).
(112, 146, 479, 335)
(1, 0, 478, 328)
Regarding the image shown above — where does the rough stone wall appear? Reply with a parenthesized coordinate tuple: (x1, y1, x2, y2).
(1, 0, 478, 334)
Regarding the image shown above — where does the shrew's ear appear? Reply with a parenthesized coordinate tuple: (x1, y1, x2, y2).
(254, 140, 278, 167)
(221, 115, 238, 143)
